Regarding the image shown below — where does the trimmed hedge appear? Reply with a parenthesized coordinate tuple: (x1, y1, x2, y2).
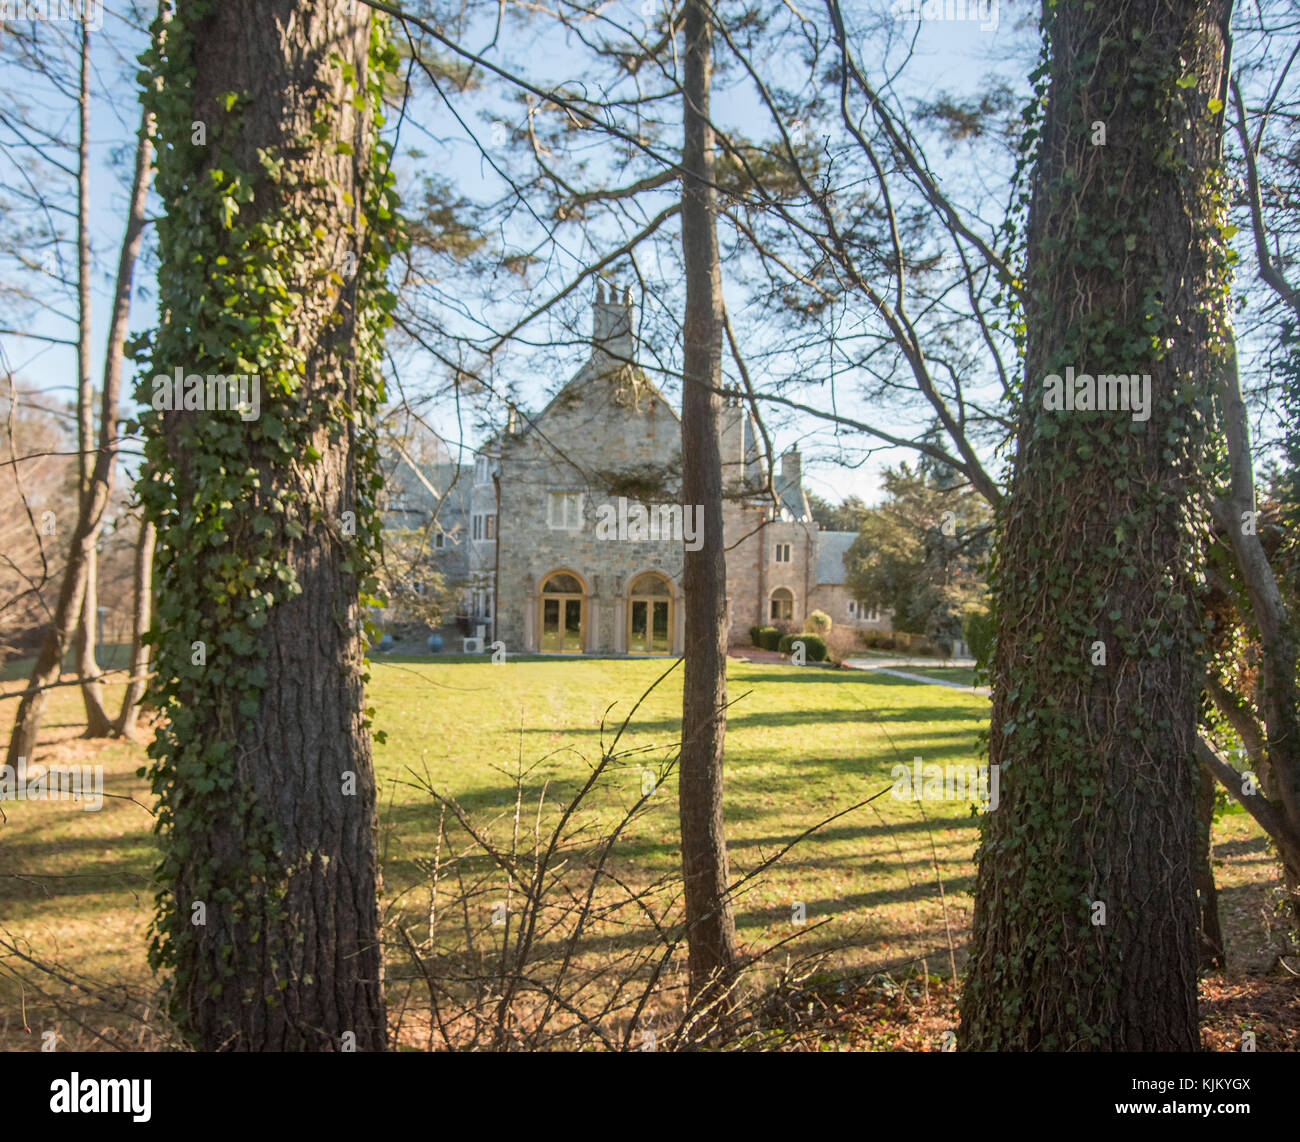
(749, 625, 763, 647)
(758, 626, 782, 651)
(778, 632, 828, 662)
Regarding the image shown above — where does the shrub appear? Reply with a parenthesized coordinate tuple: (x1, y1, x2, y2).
(780, 632, 828, 662)
(758, 626, 781, 651)
(804, 609, 832, 636)
(749, 625, 763, 647)
(825, 627, 860, 664)
(799, 634, 828, 662)
(963, 608, 995, 664)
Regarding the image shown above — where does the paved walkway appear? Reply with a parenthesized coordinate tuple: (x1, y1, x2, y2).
(843, 656, 992, 697)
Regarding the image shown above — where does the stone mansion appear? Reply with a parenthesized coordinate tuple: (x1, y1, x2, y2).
(383, 288, 890, 654)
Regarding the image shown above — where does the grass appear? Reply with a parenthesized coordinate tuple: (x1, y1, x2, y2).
(0, 652, 1280, 1049)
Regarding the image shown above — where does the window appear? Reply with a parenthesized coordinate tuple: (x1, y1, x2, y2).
(472, 514, 483, 541)
(433, 530, 445, 549)
(484, 513, 496, 540)
(548, 491, 583, 530)
(770, 587, 794, 622)
(483, 591, 493, 619)
(475, 457, 491, 485)
(848, 600, 857, 617)
(775, 543, 791, 563)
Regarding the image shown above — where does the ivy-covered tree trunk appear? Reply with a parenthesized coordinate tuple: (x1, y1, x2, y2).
(960, 0, 1233, 1050)
(677, 0, 739, 1004)
(140, 0, 399, 1050)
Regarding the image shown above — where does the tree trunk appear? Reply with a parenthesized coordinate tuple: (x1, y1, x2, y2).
(74, 18, 113, 738)
(77, 543, 113, 736)
(677, 0, 739, 1006)
(115, 518, 155, 738)
(960, 0, 1232, 1050)
(142, 0, 387, 1050)
(1194, 762, 1226, 969)
(4, 29, 154, 762)
(1210, 344, 1300, 928)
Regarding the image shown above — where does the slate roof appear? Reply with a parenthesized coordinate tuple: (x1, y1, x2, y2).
(814, 530, 857, 585)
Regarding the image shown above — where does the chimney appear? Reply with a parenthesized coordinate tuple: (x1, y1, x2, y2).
(592, 283, 634, 361)
(780, 448, 801, 492)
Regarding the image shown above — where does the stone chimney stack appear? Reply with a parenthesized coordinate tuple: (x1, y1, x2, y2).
(592, 282, 634, 361)
(780, 448, 802, 493)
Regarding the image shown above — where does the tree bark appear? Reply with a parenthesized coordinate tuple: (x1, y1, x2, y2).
(5, 35, 155, 760)
(115, 518, 155, 738)
(677, 0, 739, 1005)
(960, 0, 1232, 1050)
(147, 0, 387, 1050)
(74, 18, 113, 737)
(1195, 762, 1226, 970)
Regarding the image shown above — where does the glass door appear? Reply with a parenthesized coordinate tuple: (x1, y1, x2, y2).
(627, 574, 673, 654)
(540, 572, 585, 653)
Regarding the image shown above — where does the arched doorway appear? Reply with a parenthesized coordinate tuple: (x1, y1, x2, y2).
(627, 572, 673, 654)
(540, 571, 585, 653)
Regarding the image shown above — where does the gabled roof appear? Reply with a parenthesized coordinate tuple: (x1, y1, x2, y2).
(814, 530, 857, 585)
(776, 470, 812, 522)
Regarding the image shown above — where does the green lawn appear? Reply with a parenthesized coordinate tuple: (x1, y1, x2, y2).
(371, 655, 990, 965)
(0, 654, 1274, 1048)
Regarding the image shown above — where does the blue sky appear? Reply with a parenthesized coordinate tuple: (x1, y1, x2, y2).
(6, 0, 1283, 511)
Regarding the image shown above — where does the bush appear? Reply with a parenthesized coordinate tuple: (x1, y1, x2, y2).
(963, 608, 995, 664)
(779, 632, 828, 662)
(801, 634, 828, 662)
(825, 627, 860, 664)
(749, 625, 763, 647)
(804, 609, 832, 636)
(758, 626, 781, 651)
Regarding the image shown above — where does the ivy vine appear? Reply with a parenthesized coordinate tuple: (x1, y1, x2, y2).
(131, 0, 403, 1039)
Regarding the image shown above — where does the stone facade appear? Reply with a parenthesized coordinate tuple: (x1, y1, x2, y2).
(391, 289, 891, 653)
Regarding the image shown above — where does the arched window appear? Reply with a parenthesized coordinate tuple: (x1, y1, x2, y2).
(770, 587, 794, 622)
(540, 571, 585, 653)
(628, 573, 673, 654)
(542, 572, 583, 594)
